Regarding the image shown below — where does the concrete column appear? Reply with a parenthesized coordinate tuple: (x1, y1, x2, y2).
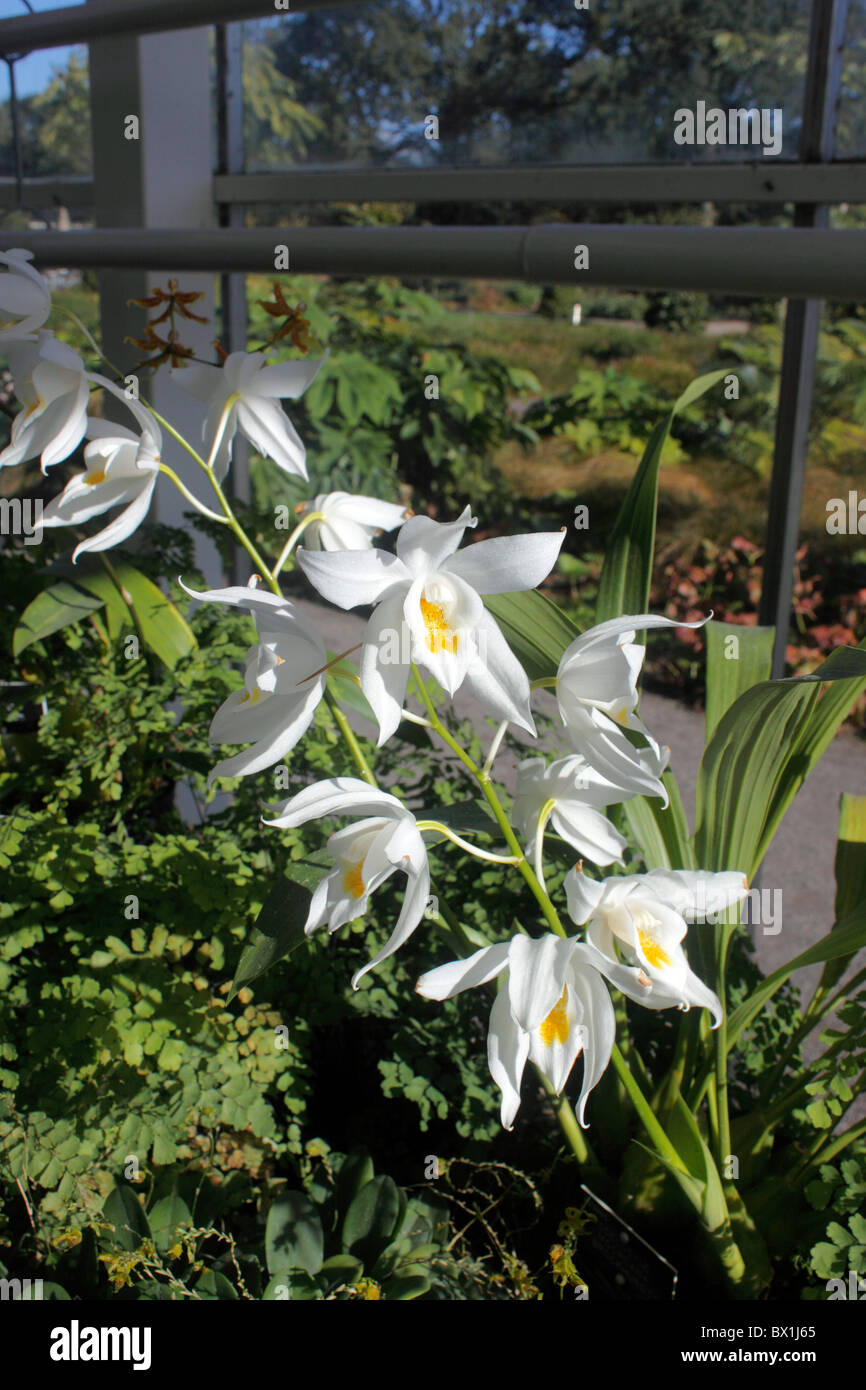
(88, 9, 222, 583)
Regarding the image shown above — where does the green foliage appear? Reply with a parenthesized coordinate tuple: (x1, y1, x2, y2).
(241, 275, 540, 534)
(643, 291, 710, 334)
(801, 1155, 866, 1294)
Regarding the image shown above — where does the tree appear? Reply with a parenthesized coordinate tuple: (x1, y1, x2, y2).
(29, 50, 92, 177)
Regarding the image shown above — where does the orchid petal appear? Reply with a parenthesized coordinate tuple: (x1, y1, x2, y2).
(487, 985, 530, 1131)
(297, 545, 410, 610)
(416, 942, 511, 1000)
(443, 528, 565, 594)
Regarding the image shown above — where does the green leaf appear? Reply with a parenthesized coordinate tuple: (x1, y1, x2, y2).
(148, 1194, 192, 1255)
(319, 1254, 364, 1291)
(704, 621, 775, 744)
(834, 793, 866, 925)
(266, 1192, 324, 1276)
(101, 1182, 152, 1253)
(817, 793, 866, 996)
(114, 565, 196, 668)
(623, 772, 695, 871)
(727, 898, 866, 1050)
(194, 1269, 239, 1300)
(262, 1270, 320, 1300)
(668, 1096, 729, 1232)
(228, 853, 330, 1001)
(341, 1175, 405, 1266)
(596, 369, 728, 622)
(381, 1270, 432, 1299)
(695, 643, 866, 878)
(483, 590, 581, 682)
(334, 1149, 376, 1217)
(13, 579, 107, 656)
(328, 671, 377, 726)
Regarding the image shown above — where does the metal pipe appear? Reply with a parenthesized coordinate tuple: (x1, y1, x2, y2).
(5, 160, 866, 212)
(0, 0, 364, 55)
(214, 161, 866, 208)
(1, 225, 864, 299)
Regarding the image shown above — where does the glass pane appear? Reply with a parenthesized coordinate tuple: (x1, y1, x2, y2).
(835, 0, 866, 158)
(0, 42, 91, 181)
(242, 0, 810, 172)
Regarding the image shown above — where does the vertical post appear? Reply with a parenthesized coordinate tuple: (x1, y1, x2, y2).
(87, 5, 222, 585)
(758, 0, 849, 676)
(215, 21, 251, 584)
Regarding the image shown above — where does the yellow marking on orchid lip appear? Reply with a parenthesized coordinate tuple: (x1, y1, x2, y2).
(637, 928, 670, 970)
(85, 468, 107, 487)
(343, 862, 365, 899)
(238, 688, 262, 707)
(22, 395, 44, 419)
(420, 594, 458, 655)
(539, 988, 569, 1047)
(614, 708, 630, 726)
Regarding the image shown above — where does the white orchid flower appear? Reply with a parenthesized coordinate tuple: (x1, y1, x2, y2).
(298, 505, 565, 744)
(555, 613, 707, 802)
(0, 249, 51, 341)
(297, 491, 410, 551)
(172, 349, 327, 481)
(512, 754, 636, 874)
(416, 933, 615, 1130)
(0, 330, 91, 471)
(40, 394, 161, 561)
(178, 581, 329, 786)
(263, 776, 430, 988)
(564, 866, 750, 1026)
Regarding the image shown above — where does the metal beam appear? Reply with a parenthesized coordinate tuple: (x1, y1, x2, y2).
(0, 177, 94, 209)
(4, 225, 865, 299)
(0, 0, 368, 55)
(758, 0, 849, 677)
(214, 161, 866, 208)
(6, 161, 866, 214)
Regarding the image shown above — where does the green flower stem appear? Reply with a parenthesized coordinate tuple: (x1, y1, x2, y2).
(157, 464, 231, 524)
(273, 510, 323, 578)
(323, 690, 376, 786)
(611, 1042, 689, 1175)
(416, 821, 521, 865)
(538, 1074, 591, 1165)
(412, 665, 567, 939)
(51, 302, 121, 373)
(713, 932, 733, 1169)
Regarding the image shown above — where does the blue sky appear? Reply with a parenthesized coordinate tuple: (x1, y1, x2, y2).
(0, 0, 80, 96)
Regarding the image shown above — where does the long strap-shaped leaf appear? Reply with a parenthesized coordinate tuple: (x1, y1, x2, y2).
(595, 369, 728, 623)
(695, 642, 866, 878)
(726, 897, 866, 1051)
